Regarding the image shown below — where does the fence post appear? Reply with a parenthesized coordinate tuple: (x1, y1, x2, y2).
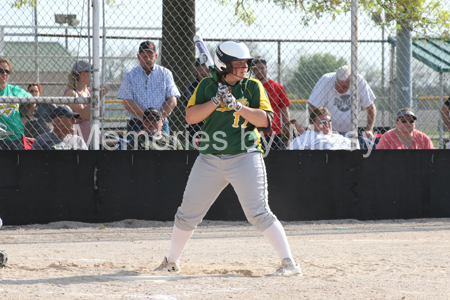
(390, 43, 396, 128)
(439, 72, 444, 148)
(34, 4, 39, 83)
(351, 0, 359, 143)
(101, 3, 107, 149)
(0, 27, 4, 56)
(396, 25, 412, 111)
(277, 41, 281, 83)
(92, 0, 100, 150)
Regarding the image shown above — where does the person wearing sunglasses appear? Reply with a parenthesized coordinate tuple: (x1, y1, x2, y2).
(287, 107, 358, 150)
(127, 107, 182, 150)
(376, 108, 434, 149)
(0, 58, 35, 150)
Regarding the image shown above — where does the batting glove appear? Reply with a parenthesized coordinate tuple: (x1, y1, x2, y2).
(224, 93, 242, 111)
(217, 84, 229, 99)
(211, 96, 222, 106)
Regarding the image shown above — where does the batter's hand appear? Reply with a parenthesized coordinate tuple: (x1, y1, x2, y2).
(217, 85, 229, 99)
(211, 96, 222, 106)
(224, 93, 242, 111)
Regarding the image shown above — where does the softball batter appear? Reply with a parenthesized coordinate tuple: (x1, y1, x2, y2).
(155, 41, 301, 276)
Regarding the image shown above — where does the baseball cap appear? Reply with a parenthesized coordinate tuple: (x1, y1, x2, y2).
(72, 60, 92, 74)
(139, 41, 156, 54)
(397, 109, 417, 120)
(252, 55, 267, 65)
(143, 107, 163, 121)
(195, 56, 206, 67)
(49, 105, 81, 120)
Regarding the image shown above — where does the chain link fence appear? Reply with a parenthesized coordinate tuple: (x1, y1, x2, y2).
(1, 0, 449, 150)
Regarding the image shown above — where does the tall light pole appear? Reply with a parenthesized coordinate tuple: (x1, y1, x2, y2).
(34, 2, 39, 82)
(54, 14, 80, 52)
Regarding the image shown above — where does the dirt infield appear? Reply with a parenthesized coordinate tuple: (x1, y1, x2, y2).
(1, 218, 449, 300)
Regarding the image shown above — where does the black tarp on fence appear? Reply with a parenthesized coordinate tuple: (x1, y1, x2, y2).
(0, 150, 448, 225)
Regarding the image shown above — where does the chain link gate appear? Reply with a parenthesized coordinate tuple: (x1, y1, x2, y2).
(1, 0, 449, 150)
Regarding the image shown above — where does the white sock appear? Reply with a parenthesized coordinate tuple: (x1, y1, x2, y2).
(167, 225, 194, 263)
(262, 220, 294, 263)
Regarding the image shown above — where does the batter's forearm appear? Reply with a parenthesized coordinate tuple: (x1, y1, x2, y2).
(237, 106, 269, 128)
(186, 101, 217, 124)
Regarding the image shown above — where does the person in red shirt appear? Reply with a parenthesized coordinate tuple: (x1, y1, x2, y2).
(376, 108, 435, 149)
(252, 56, 291, 150)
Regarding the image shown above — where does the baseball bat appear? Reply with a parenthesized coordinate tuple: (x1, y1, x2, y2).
(193, 35, 214, 69)
(194, 34, 226, 94)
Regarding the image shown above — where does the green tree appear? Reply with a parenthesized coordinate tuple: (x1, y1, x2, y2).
(214, 0, 450, 36)
(284, 53, 346, 100)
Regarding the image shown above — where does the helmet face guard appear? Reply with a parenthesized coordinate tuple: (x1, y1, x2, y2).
(214, 41, 253, 77)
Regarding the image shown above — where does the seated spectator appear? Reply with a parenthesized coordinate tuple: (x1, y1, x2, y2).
(23, 83, 56, 138)
(376, 108, 434, 149)
(31, 105, 88, 150)
(127, 107, 183, 150)
(287, 107, 359, 150)
(440, 99, 450, 132)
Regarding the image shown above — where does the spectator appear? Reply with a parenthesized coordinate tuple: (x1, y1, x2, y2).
(118, 40, 180, 135)
(64, 60, 108, 144)
(376, 108, 434, 149)
(184, 57, 211, 145)
(252, 55, 291, 150)
(0, 58, 35, 150)
(440, 99, 450, 133)
(308, 65, 377, 138)
(23, 83, 56, 138)
(287, 107, 358, 150)
(127, 107, 183, 150)
(31, 105, 88, 150)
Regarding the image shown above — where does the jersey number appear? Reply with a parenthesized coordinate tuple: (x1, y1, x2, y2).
(232, 112, 248, 128)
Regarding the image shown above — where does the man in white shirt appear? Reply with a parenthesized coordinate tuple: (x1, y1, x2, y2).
(287, 107, 359, 150)
(308, 65, 377, 138)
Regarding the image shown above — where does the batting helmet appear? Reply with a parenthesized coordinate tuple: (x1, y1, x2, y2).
(214, 41, 253, 76)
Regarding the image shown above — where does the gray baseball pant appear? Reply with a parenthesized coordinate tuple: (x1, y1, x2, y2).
(175, 152, 277, 232)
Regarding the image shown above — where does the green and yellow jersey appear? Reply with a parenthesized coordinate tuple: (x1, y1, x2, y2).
(187, 69, 273, 155)
(0, 84, 30, 141)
